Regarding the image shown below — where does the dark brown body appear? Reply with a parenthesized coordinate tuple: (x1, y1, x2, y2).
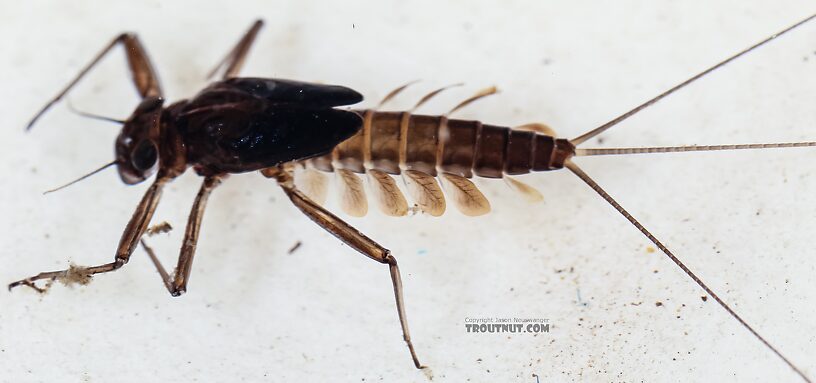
(160, 78, 363, 178)
(14, 17, 813, 381)
(305, 110, 575, 178)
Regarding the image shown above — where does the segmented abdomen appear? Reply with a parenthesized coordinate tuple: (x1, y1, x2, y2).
(309, 110, 573, 176)
(295, 110, 574, 217)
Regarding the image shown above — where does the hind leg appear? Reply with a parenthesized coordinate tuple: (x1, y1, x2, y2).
(262, 167, 425, 369)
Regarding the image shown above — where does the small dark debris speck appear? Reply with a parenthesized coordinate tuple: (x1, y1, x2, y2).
(288, 241, 302, 254)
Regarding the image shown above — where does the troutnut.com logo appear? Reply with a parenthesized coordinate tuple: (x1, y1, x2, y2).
(464, 317, 551, 334)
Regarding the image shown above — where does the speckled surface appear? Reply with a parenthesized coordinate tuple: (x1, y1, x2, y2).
(1, 1, 815, 382)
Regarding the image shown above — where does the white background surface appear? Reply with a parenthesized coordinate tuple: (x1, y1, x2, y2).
(1, 1, 815, 382)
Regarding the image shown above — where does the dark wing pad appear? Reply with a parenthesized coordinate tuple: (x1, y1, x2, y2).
(219, 78, 363, 108)
(182, 102, 361, 172)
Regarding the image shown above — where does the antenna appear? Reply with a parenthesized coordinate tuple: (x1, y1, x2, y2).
(66, 99, 126, 124)
(43, 161, 117, 195)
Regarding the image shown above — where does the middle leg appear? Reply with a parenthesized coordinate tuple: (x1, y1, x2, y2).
(207, 19, 265, 80)
(141, 175, 224, 296)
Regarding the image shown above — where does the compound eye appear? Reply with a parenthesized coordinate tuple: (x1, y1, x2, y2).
(131, 140, 158, 171)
